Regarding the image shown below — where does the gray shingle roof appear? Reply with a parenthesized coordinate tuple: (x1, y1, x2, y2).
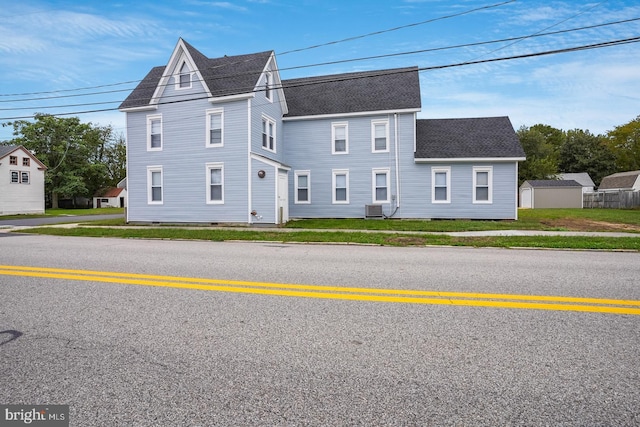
(598, 170, 640, 190)
(0, 145, 18, 158)
(283, 67, 421, 117)
(558, 172, 595, 188)
(525, 180, 582, 188)
(119, 40, 272, 109)
(415, 117, 525, 159)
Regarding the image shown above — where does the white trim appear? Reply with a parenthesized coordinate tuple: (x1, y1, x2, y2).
(209, 93, 255, 104)
(371, 119, 390, 153)
(247, 98, 253, 224)
(205, 162, 224, 204)
(331, 122, 349, 155)
(147, 114, 162, 151)
(119, 105, 158, 113)
(394, 113, 401, 207)
(372, 168, 391, 204)
(295, 170, 311, 204)
(261, 114, 276, 153)
(472, 166, 493, 204)
(514, 162, 519, 220)
(147, 166, 163, 205)
(250, 153, 290, 170)
(332, 169, 349, 204)
(431, 166, 451, 204)
(416, 157, 526, 163)
(206, 108, 224, 147)
(282, 108, 421, 122)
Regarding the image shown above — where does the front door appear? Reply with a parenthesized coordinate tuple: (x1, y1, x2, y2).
(277, 171, 289, 224)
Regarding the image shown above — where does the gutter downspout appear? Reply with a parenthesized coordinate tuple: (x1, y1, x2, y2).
(247, 98, 253, 224)
(394, 113, 400, 210)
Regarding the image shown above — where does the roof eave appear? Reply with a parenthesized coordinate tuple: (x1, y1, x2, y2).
(283, 108, 420, 121)
(415, 157, 526, 163)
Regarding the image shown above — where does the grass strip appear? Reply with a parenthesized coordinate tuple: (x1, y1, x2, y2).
(17, 226, 640, 251)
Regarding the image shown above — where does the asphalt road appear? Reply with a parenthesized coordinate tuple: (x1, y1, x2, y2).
(1, 234, 639, 426)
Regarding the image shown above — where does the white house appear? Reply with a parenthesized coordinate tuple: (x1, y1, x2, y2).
(93, 187, 127, 208)
(0, 145, 47, 215)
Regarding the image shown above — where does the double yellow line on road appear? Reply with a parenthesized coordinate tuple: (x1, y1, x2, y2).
(1, 265, 639, 316)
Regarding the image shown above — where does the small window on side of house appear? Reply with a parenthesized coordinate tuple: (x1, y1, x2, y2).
(332, 122, 348, 154)
(179, 62, 191, 89)
(21, 171, 30, 184)
(9, 156, 17, 165)
(147, 115, 162, 151)
(23, 157, 30, 167)
(295, 170, 310, 204)
(11, 171, 19, 183)
(432, 167, 451, 203)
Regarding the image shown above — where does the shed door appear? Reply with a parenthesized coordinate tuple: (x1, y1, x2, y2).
(521, 188, 532, 208)
(277, 171, 289, 224)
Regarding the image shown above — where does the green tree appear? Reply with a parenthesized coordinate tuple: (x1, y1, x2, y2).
(607, 115, 640, 172)
(6, 114, 119, 208)
(517, 124, 562, 184)
(559, 129, 616, 186)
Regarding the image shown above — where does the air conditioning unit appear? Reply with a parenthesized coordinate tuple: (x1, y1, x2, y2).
(364, 204, 384, 218)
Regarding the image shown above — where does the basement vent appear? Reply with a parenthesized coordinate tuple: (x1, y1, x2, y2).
(365, 204, 384, 219)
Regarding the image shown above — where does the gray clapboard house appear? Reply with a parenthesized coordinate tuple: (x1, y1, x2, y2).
(119, 39, 525, 224)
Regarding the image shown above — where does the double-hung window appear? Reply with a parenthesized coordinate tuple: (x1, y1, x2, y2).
(473, 166, 493, 203)
(295, 170, 310, 204)
(332, 122, 348, 154)
(10, 171, 29, 184)
(332, 169, 349, 204)
(372, 120, 389, 152)
(147, 115, 162, 151)
(206, 163, 224, 204)
(372, 168, 390, 203)
(262, 115, 276, 152)
(432, 167, 451, 203)
(147, 166, 163, 204)
(206, 109, 223, 147)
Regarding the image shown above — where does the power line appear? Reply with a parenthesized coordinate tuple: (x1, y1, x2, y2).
(0, 0, 516, 99)
(1, 35, 637, 122)
(278, 0, 516, 55)
(2, 15, 638, 107)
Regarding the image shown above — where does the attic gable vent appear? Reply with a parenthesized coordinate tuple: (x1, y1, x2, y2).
(365, 204, 384, 218)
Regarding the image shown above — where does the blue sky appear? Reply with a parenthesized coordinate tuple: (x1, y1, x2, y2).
(1, 0, 639, 142)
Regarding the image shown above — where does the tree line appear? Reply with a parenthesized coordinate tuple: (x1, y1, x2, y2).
(518, 115, 640, 186)
(1, 114, 125, 208)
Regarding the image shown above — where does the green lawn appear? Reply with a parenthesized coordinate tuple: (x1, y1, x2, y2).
(284, 208, 640, 232)
(9, 208, 638, 250)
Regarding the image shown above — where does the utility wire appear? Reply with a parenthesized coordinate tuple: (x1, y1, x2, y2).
(0, 0, 516, 98)
(1, 35, 637, 122)
(2, 16, 639, 106)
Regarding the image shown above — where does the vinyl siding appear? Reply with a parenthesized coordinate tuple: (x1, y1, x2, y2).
(126, 75, 249, 223)
(284, 113, 402, 218)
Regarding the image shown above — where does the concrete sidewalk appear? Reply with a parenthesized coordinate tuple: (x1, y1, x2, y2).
(3, 223, 640, 238)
